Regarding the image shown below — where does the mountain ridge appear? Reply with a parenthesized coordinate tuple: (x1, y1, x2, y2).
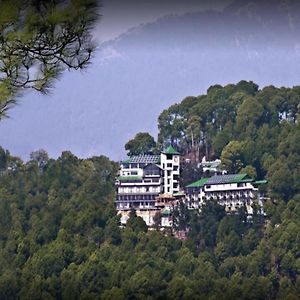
(1, 0, 300, 160)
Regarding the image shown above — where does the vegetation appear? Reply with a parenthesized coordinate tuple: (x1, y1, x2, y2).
(157, 81, 300, 201)
(0, 0, 99, 118)
(0, 81, 300, 298)
(125, 132, 157, 156)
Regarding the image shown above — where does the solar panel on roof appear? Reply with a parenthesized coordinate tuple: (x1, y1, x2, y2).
(127, 155, 160, 164)
(206, 174, 242, 185)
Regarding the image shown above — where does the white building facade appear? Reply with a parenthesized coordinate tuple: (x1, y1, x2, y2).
(116, 149, 267, 227)
(185, 174, 266, 214)
(115, 146, 180, 226)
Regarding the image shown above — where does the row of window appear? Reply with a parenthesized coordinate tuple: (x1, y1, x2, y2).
(117, 195, 157, 201)
(162, 165, 179, 171)
(118, 178, 160, 184)
(205, 183, 248, 189)
(205, 191, 252, 198)
(122, 163, 146, 169)
(117, 202, 154, 209)
(118, 187, 161, 193)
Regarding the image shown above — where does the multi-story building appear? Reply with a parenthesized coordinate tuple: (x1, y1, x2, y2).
(115, 146, 180, 226)
(185, 174, 267, 214)
(116, 147, 267, 227)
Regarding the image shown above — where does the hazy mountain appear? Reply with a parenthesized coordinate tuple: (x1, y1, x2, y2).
(1, 0, 300, 160)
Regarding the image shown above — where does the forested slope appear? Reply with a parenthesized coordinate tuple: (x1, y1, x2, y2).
(158, 81, 300, 200)
(0, 81, 300, 299)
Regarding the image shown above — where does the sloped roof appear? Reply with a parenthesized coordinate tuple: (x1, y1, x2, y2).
(186, 174, 254, 188)
(186, 178, 209, 188)
(254, 180, 268, 185)
(205, 173, 253, 185)
(162, 145, 180, 155)
(143, 163, 162, 170)
(122, 155, 160, 164)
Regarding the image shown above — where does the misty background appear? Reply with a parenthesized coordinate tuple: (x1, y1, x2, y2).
(1, 0, 300, 161)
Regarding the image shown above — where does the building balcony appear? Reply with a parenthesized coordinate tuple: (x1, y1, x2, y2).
(116, 199, 157, 203)
(116, 181, 161, 186)
(117, 192, 160, 196)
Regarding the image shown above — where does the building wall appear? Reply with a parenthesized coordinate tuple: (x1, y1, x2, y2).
(118, 210, 159, 226)
(185, 182, 259, 214)
(204, 182, 254, 192)
(160, 153, 180, 195)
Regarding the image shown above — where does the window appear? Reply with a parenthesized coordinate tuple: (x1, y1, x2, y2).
(173, 166, 178, 171)
(167, 163, 172, 168)
(206, 185, 211, 189)
(167, 171, 171, 176)
(131, 171, 138, 175)
(166, 154, 172, 160)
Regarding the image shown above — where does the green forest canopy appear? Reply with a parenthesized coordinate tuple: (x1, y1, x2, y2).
(0, 81, 299, 299)
(157, 81, 300, 200)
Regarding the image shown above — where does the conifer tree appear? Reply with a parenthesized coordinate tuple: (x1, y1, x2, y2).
(0, 0, 99, 118)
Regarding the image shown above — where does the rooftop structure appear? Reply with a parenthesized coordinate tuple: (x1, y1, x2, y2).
(205, 173, 252, 185)
(122, 155, 160, 164)
(186, 178, 209, 188)
(162, 145, 180, 155)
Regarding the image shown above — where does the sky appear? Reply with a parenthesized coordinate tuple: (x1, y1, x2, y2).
(94, 0, 232, 42)
(1, 0, 300, 161)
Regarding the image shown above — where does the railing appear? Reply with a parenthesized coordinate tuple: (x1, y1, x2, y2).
(144, 172, 161, 176)
(117, 192, 160, 195)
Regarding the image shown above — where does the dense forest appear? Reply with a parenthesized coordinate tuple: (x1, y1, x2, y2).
(157, 81, 300, 200)
(0, 81, 300, 299)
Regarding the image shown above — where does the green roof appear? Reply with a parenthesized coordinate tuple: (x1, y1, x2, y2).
(163, 145, 180, 155)
(122, 155, 160, 164)
(254, 180, 268, 185)
(206, 174, 253, 185)
(117, 176, 142, 181)
(186, 178, 209, 188)
(187, 174, 255, 188)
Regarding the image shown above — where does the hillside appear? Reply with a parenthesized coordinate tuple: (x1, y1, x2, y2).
(0, 81, 299, 299)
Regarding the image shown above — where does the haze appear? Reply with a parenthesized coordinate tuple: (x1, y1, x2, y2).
(0, 0, 299, 161)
